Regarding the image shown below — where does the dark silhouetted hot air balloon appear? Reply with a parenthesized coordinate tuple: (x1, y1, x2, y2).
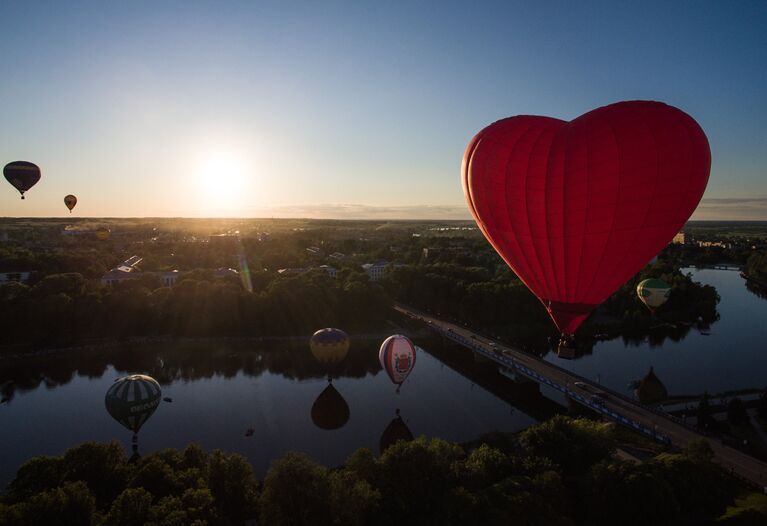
(64, 194, 77, 212)
(636, 278, 671, 313)
(379, 335, 416, 392)
(310, 328, 350, 364)
(379, 408, 413, 454)
(462, 101, 710, 336)
(105, 374, 161, 460)
(4, 161, 41, 199)
(310, 383, 350, 430)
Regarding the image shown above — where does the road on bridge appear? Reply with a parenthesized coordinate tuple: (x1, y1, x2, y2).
(395, 304, 767, 491)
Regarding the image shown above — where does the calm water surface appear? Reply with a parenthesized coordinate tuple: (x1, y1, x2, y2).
(0, 336, 537, 487)
(546, 268, 767, 396)
(2, 268, 764, 487)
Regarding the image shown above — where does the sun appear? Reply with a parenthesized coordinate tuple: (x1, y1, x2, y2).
(195, 151, 251, 213)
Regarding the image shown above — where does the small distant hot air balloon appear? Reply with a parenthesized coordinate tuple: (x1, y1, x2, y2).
(636, 278, 671, 313)
(310, 328, 350, 364)
(64, 194, 77, 212)
(95, 227, 111, 241)
(379, 409, 413, 454)
(105, 374, 161, 459)
(4, 161, 41, 199)
(310, 383, 350, 431)
(379, 335, 416, 392)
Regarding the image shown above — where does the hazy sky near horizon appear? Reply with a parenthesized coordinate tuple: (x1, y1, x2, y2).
(1, 1, 765, 219)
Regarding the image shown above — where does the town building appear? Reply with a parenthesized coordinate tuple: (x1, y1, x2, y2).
(101, 256, 143, 286)
(361, 260, 390, 281)
(0, 271, 34, 283)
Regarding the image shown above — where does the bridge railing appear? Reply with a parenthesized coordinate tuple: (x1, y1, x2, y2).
(430, 324, 673, 445)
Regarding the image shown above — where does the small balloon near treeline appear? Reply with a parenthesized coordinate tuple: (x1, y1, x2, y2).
(104, 374, 161, 434)
(637, 278, 671, 312)
(462, 100, 711, 337)
(309, 328, 350, 364)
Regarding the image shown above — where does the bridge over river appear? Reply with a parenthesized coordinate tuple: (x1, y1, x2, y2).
(395, 304, 767, 491)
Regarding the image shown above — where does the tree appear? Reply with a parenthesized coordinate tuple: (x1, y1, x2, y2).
(259, 453, 333, 526)
(697, 391, 715, 431)
(102, 488, 153, 526)
(519, 416, 615, 478)
(207, 450, 259, 522)
(727, 398, 749, 426)
(375, 437, 464, 524)
(1, 481, 95, 526)
(757, 388, 767, 419)
(587, 460, 679, 526)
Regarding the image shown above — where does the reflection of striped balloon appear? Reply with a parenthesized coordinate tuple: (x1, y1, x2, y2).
(105, 375, 161, 433)
(379, 335, 416, 386)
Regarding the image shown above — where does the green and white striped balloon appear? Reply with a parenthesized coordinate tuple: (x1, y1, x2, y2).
(636, 278, 671, 311)
(105, 374, 161, 434)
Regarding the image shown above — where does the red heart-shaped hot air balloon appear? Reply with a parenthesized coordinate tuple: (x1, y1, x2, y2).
(462, 101, 710, 335)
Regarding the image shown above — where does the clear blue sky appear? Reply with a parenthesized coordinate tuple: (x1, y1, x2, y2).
(1, 1, 765, 218)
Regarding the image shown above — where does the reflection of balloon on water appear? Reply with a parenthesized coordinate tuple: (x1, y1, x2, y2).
(95, 227, 111, 240)
(380, 409, 413, 454)
(462, 101, 710, 337)
(636, 278, 671, 313)
(310, 328, 350, 364)
(379, 335, 416, 392)
(4, 161, 41, 199)
(310, 383, 350, 431)
(105, 374, 161, 460)
(64, 194, 77, 212)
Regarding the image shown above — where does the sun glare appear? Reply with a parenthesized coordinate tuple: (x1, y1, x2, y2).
(195, 151, 252, 214)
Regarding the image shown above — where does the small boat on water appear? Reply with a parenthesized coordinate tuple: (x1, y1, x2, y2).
(163, 397, 173, 403)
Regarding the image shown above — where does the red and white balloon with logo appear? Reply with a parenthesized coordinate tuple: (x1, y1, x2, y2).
(379, 335, 417, 390)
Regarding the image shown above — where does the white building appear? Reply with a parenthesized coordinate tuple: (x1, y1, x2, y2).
(0, 271, 33, 283)
(361, 260, 390, 281)
(101, 268, 140, 286)
(101, 256, 144, 286)
(158, 270, 183, 287)
(318, 265, 337, 278)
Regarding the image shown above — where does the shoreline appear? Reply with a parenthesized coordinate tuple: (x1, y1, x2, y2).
(0, 328, 430, 361)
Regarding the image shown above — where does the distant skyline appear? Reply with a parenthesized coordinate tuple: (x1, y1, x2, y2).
(1, 1, 766, 219)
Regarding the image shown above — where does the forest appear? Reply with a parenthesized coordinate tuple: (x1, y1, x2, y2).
(2, 416, 765, 526)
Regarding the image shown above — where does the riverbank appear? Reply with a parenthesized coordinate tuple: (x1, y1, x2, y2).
(0, 324, 430, 361)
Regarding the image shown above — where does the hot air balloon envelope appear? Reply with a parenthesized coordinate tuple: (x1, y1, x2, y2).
(64, 194, 77, 212)
(310, 328, 350, 364)
(637, 278, 671, 311)
(380, 411, 414, 454)
(4, 161, 41, 199)
(105, 374, 161, 434)
(96, 227, 111, 240)
(379, 335, 416, 386)
(462, 101, 710, 334)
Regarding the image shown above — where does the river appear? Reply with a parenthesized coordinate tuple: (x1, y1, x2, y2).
(2, 267, 764, 488)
